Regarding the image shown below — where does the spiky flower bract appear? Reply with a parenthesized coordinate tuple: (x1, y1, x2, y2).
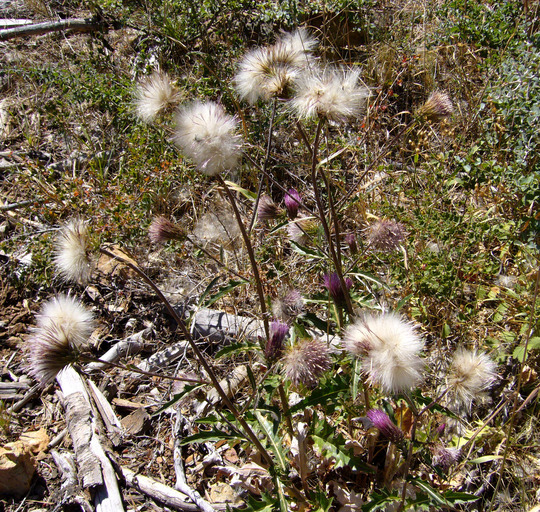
(284, 188, 301, 219)
(287, 216, 318, 244)
(257, 195, 282, 222)
(343, 313, 424, 394)
(367, 410, 404, 444)
(445, 348, 497, 411)
(291, 66, 370, 123)
(264, 320, 289, 361)
(431, 445, 461, 469)
(175, 101, 242, 176)
(134, 71, 179, 123)
(234, 28, 316, 103)
(26, 295, 95, 384)
(53, 218, 94, 285)
(346, 233, 358, 254)
(417, 91, 454, 122)
(323, 272, 353, 307)
(365, 220, 405, 252)
(272, 289, 305, 323)
(148, 216, 185, 244)
(282, 338, 332, 387)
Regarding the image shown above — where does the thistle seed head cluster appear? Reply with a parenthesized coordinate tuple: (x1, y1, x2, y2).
(365, 220, 406, 252)
(175, 101, 242, 176)
(272, 289, 305, 323)
(444, 348, 497, 411)
(234, 28, 317, 103)
(343, 313, 424, 394)
(148, 216, 186, 244)
(26, 295, 95, 385)
(257, 195, 283, 222)
(417, 91, 454, 122)
(53, 218, 94, 285)
(134, 71, 180, 123)
(431, 445, 461, 469)
(291, 66, 370, 123)
(283, 338, 332, 387)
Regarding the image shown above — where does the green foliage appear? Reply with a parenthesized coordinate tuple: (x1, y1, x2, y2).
(439, 0, 524, 50)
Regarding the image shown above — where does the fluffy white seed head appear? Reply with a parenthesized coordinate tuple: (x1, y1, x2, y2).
(134, 72, 179, 123)
(234, 29, 316, 103)
(343, 313, 424, 393)
(27, 295, 95, 384)
(53, 218, 94, 285)
(291, 66, 370, 123)
(445, 348, 497, 411)
(175, 101, 242, 176)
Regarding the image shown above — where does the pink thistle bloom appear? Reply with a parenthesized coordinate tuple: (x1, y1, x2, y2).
(264, 320, 289, 361)
(284, 188, 301, 219)
(323, 272, 353, 307)
(367, 409, 404, 444)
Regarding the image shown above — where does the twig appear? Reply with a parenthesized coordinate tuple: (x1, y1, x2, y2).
(0, 200, 33, 211)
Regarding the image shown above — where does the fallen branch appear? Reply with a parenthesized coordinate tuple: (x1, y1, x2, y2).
(120, 466, 202, 511)
(0, 17, 120, 41)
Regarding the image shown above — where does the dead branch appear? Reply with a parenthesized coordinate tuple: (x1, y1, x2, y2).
(120, 466, 202, 512)
(0, 17, 120, 41)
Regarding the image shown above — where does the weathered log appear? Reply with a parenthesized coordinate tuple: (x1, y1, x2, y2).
(56, 366, 125, 512)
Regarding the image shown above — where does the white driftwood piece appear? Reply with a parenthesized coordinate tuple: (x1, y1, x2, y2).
(188, 308, 264, 344)
(86, 326, 150, 371)
(56, 366, 125, 512)
(121, 466, 203, 511)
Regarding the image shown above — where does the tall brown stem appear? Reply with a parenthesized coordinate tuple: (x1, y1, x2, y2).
(215, 176, 270, 341)
(310, 118, 354, 318)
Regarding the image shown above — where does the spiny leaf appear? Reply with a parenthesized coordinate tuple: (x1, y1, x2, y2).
(254, 410, 289, 473)
(179, 429, 244, 445)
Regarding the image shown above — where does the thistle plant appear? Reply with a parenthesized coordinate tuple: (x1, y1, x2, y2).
(23, 25, 510, 512)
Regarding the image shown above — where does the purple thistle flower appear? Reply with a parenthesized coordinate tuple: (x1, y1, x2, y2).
(284, 188, 302, 219)
(366, 409, 404, 444)
(323, 272, 353, 307)
(265, 320, 289, 361)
